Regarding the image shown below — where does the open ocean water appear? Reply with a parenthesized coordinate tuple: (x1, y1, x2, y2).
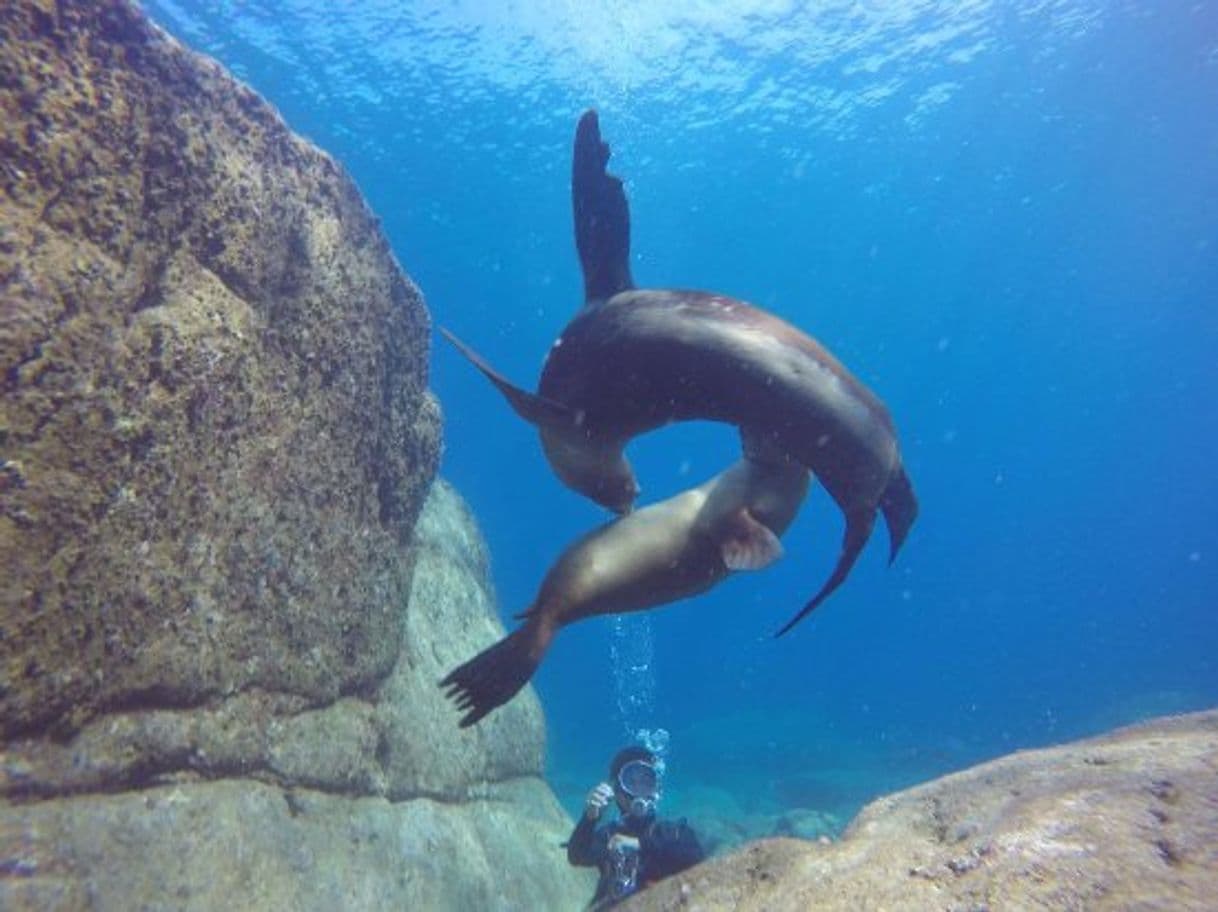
(143, 0, 1218, 829)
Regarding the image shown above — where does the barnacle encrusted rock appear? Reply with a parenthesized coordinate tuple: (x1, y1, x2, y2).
(1, 482, 593, 909)
(0, 482, 548, 801)
(1, 2, 592, 909)
(623, 710, 1218, 911)
(0, 0, 439, 738)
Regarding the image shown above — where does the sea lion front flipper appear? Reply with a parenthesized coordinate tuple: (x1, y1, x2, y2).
(774, 509, 876, 637)
(440, 619, 551, 727)
(572, 109, 635, 301)
(720, 509, 785, 571)
(439, 327, 579, 429)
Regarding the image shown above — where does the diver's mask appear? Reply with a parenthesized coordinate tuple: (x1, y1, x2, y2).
(617, 759, 660, 818)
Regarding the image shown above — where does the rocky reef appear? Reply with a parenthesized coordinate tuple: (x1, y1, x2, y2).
(1, 1, 590, 908)
(1, 0, 440, 741)
(3, 482, 592, 909)
(623, 709, 1218, 911)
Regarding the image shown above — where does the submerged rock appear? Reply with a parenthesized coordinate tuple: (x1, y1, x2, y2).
(2, 778, 583, 911)
(1, 2, 592, 908)
(621, 709, 1218, 911)
(1, 481, 593, 908)
(1, 0, 439, 739)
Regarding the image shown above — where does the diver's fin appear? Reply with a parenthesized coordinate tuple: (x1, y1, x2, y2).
(439, 620, 551, 728)
(720, 508, 784, 571)
(879, 464, 918, 563)
(439, 327, 578, 429)
(572, 109, 635, 302)
(774, 510, 876, 637)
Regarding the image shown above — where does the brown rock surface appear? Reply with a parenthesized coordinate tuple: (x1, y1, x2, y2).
(1, 2, 593, 908)
(0, 481, 553, 803)
(623, 710, 1218, 911)
(1, 480, 594, 909)
(1, 777, 587, 911)
(1, 0, 439, 738)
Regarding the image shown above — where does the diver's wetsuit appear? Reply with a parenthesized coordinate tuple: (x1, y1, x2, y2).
(567, 812, 704, 908)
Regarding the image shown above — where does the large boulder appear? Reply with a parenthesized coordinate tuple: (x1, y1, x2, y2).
(2, 482, 593, 910)
(623, 709, 1218, 911)
(0, 482, 555, 800)
(0, 2, 592, 908)
(1, 0, 438, 739)
(2, 777, 582, 911)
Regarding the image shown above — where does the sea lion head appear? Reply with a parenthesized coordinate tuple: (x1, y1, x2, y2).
(540, 428, 639, 514)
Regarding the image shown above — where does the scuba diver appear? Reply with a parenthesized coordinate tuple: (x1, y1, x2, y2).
(567, 746, 705, 908)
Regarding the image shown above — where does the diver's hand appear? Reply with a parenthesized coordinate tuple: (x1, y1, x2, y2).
(608, 833, 640, 853)
(585, 782, 614, 820)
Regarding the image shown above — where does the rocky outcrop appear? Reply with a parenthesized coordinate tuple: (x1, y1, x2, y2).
(1, 2, 591, 908)
(0, 482, 553, 801)
(1, 0, 439, 740)
(624, 709, 1218, 911)
(3, 777, 582, 911)
(2, 482, 593, 909)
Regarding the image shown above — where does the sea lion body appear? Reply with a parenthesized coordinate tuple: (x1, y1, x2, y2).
(440, 108, 917, 634)
(441, 457, 810, 727)
(538, 288, 900, 525)
(538, 455, 810, 622)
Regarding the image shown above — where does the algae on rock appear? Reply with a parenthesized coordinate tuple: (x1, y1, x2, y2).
(1, 0, 438, 739)
(1, 1, 593, 909)
(623, 710, 1218, 912)
(2, 481, 593, 910)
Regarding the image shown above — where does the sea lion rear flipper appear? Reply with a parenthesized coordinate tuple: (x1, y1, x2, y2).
(774, 510, 876, 637)
(439, 327, 579, 429)
(573, 110, 635, 301)
(879, 464, 918, 563)
(439, 621, 550, 727)
(720, 509, 784, 571)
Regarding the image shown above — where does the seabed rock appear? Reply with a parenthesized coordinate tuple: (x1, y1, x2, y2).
(622, 709, 1218, 911)
(1, 2, 591, 909)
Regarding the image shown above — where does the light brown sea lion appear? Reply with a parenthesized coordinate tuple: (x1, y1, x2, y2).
(441, 455, 810, 727)
(440, 109, 917, 636)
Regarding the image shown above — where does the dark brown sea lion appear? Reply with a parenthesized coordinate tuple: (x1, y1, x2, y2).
(441, 110, 917, 635)
(441, 456, 810, 727)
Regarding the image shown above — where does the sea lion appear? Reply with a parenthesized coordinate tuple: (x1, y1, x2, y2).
(440, 109, 917, 635)
(441, 455, 810, 727)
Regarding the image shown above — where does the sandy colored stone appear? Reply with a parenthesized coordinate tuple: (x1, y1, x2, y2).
(375, 479, 551, 797)
(0, 481, 552, 800)
(0, 478, 592, 909)
(0, 777, 592, 912)
(1, 3, 591, 907)
(0, 0, 439, 738)
(624, 710, 1218, 911)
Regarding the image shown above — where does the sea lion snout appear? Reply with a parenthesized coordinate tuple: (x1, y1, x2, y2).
(541, 429, 639, 513)
(592, 470, 640, 515)
(602, 478, 639, 515)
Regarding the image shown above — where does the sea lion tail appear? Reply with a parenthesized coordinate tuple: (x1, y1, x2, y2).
(879, 465, 918, 564)
(438, 326, 578, 429)
(572, 109, 635, 301)
(439, 620, 552, 727)
(774, 510, 875, 637)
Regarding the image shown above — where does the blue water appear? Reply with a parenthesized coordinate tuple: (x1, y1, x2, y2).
(145, 1, 1218, 827)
